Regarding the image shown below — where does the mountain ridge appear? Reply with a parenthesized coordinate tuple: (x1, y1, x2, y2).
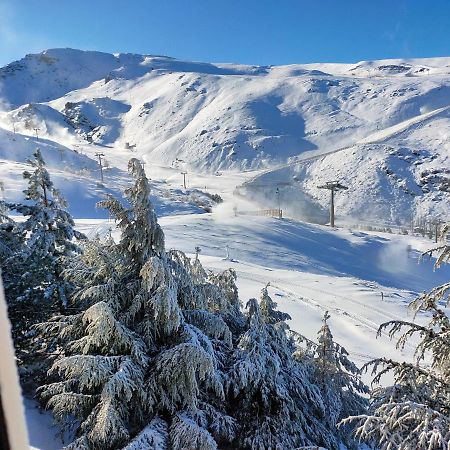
(0, 48, 449, 223)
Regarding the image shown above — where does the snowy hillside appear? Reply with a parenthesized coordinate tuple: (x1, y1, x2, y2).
(25, 212, 450, 449)
(1, 48, 449, 224)
(243, 105, 450, 224)
(0, 48, 449, 224)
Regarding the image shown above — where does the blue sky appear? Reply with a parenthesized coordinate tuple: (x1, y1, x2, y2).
(1, 0, 449, 66)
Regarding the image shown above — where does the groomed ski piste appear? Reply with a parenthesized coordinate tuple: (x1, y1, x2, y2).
(0, 49, 449, 448)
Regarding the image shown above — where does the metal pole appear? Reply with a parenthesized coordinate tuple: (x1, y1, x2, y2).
(434, 220, 442, 243)
(276, 188, 281, 218)
(0, 276, 30, 450)
(330, 187, 335, 227)
(181, 171, 187, 189)
(95, 153, 105, 183)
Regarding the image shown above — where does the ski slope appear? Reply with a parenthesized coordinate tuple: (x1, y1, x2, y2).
(74, 211, 449, 376)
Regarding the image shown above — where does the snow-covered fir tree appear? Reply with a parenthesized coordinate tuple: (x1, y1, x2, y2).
(309, 311, 368, 449)
(227, 287, 338, 450)
(0, 201, 25, 333)
(342, 224, 450, 450)
(0, 200, 23, 264)
(3, 149, 84, 361)
(38, 159, 241, 449)
(259, 283, 291, 325)
(32, 159, 369, 449)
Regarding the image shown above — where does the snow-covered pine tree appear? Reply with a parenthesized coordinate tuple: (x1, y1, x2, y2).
(39, 159, 240, 450)
(342, 224, 450, 450)
(0, 202, 25, 329)
(259, 283, 291, 324)
(228, 287, 337, 450)
(309, 311, 368, 449)
(0, 201, 23, 353)
(206, 268, 245, 335)
(0, 200, 23, 263)
(4, 149, 84, 361)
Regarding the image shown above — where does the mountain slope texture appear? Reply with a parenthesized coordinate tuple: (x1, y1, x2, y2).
(0, 48, 449, 223)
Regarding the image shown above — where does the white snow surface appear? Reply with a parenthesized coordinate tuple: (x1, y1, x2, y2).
(25, 399, 64, 450)
(31, 206, 448, 449)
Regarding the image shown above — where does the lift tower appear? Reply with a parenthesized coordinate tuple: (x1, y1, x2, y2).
(95, 153, 105, 183)
(318, 181, 348, 227)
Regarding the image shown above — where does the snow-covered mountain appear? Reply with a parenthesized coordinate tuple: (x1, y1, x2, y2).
(0, 48, 449, 223)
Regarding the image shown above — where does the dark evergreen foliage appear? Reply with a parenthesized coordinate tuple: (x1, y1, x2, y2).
(1, 149, 84, 365)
